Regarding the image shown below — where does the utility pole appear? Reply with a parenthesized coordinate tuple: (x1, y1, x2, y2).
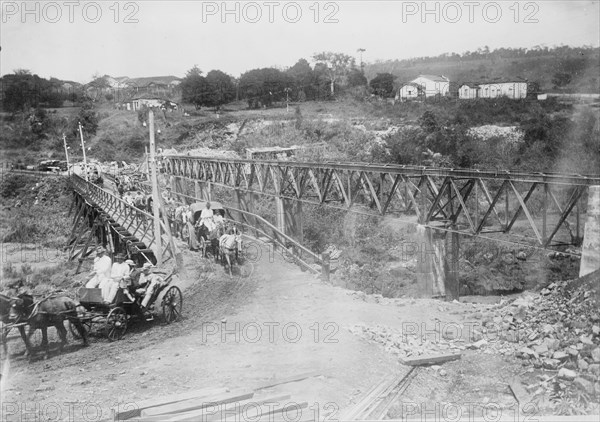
(284, 87, 291, 112)
(148, 109, 163, 265)
(78, 122, 88, 181)
(62, 133, 70, 174)
(357, 48, 366, 73)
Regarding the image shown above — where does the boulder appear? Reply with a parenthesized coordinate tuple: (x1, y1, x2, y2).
(558, 368, 577, 381)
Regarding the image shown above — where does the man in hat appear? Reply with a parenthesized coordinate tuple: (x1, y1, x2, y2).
(200, 202, 215, 232)
(136, 263, 165, 309)
(104, 253, 130, 303)
(85, 246, 112, 288)
(162, 187, 175, 205)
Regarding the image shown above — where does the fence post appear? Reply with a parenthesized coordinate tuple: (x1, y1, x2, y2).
(321, 252, 330, 282)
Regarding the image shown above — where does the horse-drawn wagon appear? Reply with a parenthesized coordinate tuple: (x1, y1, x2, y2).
(73, 271, 182, 341)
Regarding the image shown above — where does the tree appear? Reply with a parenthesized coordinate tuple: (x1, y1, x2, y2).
(312, 52, 356, 95)
(347, 68, 367, 87)
(287, 58, 315, 100)
(239, 68, 292, 108)
(205, 70, 236, 109)
(552, 72, 572, 88)
(180, 66, 212, 109)
(369, 73, 396, 97)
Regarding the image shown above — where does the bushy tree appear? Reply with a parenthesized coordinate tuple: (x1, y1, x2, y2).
(239, 68, 293, 108)
(347, 68, 368, 87)
(180, 66, 212, 109)
(369, 73, 395, 97)
(205, 70, 236, 109)
(74, 101, 98, 137)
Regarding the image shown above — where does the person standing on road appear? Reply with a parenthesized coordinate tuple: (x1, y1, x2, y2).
(200, 202, 215, 231)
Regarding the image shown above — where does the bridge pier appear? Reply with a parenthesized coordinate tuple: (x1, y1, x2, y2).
(275, 197, 303, 243)
(416, 226, 446, 297)
(415, 226, 460, 300)
(580, 186, 600, 277)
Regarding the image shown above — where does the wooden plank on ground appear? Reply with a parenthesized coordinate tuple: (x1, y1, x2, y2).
(248, 401, 308, 422)
(163, 394, 292, 422)
(509, 377, 532, 408)
(399, 353, 461, 366)
(140, 390, 253, 418)
(339, 374, 397, 421)
(113, 387, 228, 420)
(254, 370, 322, 390)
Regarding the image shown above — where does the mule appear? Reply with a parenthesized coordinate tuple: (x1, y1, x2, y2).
(10, 294, 88, 360)
(0, 293, 27, 359)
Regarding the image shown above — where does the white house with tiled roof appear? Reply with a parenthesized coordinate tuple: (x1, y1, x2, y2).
(411, 74, 450, 97)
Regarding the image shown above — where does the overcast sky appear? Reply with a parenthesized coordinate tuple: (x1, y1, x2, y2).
(1, 1, 599, 83)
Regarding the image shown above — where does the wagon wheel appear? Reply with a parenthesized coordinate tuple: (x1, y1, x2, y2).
(161, 286, 182, 324)
(105, 307, 128, 341)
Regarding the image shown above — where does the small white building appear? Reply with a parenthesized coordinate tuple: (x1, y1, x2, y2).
(478, 81, 527, 99)
(396, 82, 424, 101)
(410, 75, 450, 97)
(458, 84, 479, 99)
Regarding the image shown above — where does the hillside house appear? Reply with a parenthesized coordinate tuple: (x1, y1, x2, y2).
(396, 82, 424, 101)
(478, 80, 527, 99)
(410, 75, 450, 98)
(458, 83, 479, 99)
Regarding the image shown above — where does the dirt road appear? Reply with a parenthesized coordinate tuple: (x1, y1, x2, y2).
(1, 245, 526, 421)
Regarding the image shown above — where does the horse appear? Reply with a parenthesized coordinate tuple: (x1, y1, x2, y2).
(0, 293, 27, 359)
(9, 294, 88, 360)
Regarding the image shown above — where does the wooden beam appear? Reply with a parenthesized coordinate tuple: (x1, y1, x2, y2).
(174, 394, 292, 422)
(399, 352, 461, 366)
(113, 387, 228, 420)
(140, 390, 253, 418)
(509, 377, 532, 410)
(254, 370, 322, 390)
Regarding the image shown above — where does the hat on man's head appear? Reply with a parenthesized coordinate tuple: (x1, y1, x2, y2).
(115, 253, 126, 260)
(142, 263, 154, 270)
(125, 259, 135, 266)
(95, 246, 106, 254)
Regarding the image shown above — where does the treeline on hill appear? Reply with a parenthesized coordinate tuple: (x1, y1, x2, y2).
(366, 45, 600, 93)
(0, 69, 84, 112)
(180, 52, 367, 110)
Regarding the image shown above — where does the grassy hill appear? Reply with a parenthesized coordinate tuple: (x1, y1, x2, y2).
(366, 46, 600, 93)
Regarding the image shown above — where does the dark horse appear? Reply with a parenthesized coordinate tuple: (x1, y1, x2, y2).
(0, 293, 28, 359)
(196, 222, 220, 260)
(9, 294, 88, 360)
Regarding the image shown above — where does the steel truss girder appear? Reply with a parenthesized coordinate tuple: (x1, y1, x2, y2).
(68, 175, 173, 262)
(164, 157, 598, 252)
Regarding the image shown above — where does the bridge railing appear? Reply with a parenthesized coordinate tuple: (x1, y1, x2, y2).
(69, 174, 168, 255)
(165, 189, 323, 274)
(223, 206, 322, 274)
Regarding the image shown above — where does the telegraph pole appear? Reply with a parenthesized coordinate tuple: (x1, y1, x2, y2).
(62, 133, 70, 174)
(148, 109, 163, 265)
(78, 122, 88, 181)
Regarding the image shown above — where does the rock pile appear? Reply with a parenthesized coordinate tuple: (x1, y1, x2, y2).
(348, 323, 466, 360)
(476, 270, 600, 397)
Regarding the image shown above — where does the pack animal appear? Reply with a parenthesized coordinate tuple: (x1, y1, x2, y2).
(0, 293, 27, 358)
(9, 294, 88, 360)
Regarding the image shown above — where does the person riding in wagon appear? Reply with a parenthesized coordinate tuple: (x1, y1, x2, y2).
(135, 263, 166, 310)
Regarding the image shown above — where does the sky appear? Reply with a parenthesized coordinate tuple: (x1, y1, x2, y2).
(1, 0, 599, 83)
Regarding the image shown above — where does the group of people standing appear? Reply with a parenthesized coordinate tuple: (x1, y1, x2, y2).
(85, 247, 163, 308)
